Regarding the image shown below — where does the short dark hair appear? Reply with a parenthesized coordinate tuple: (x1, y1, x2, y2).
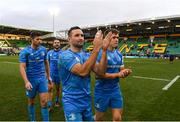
(104, 28, 119, 36)
(30, 32, 41, 39)
(68, 26, 81, 37)
(53, 38, 60, 41)
(53, 39, 60, 44)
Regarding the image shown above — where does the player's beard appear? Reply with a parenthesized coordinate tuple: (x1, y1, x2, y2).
(73, 42, 84, 49)
(114, 45, 118, 49)
(55, 47, 60, 50)
(33, 42, 41, 48)
(54, 45, 60, 50)
(113, 43, 118, 48)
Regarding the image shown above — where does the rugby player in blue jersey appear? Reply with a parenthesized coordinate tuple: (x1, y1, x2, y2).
(59, 26, 112, 121)
(19, 32, 52, 121)
(94, 29, 132, 121)
(47, 39, 62, 110)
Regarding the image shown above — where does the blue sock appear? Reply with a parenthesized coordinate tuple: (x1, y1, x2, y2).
(41, 107, 49, 121)
(47, 101, 52, 108)
(28, 105, 35, 122)
(55, 96, 59, 103)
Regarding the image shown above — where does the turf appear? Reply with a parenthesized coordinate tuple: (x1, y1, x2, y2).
(0, 56, 180, 121)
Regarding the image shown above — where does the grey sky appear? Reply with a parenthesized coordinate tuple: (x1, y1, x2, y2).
(0, 0, 180, 31)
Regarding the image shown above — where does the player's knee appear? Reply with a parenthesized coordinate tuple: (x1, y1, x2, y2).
(112, 114, 122, 121)
(48, 87, 53, 92)
(28, 99, 35, 105)
(95, 114, 104, 121)
(40, 99, 48, 107)
(48, 85, 53, 92)
(56, 88, 60, 93)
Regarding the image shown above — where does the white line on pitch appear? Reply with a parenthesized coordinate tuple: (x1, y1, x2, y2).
(124, 61, 135, 62)
(0, 61, 19, 64)
(162, 75, 180, 91)
(132, 76, 170, 82)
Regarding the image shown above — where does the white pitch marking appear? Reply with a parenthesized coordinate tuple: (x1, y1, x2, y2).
(1, 61, 19, 64)
(133, 76, 170, 82)
(124, 61, 135, 62)
(162, 75, 180, 91)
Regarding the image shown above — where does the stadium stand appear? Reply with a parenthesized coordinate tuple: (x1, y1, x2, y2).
(84, 36, 180, 58)
(0, 25, 51, 55)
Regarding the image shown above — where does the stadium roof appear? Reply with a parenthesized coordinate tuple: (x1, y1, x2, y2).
(77, 15, 180, 38)
(41, 31, 67, 41)
(0, 25, 52, 36)
(42, 15, 180, 40)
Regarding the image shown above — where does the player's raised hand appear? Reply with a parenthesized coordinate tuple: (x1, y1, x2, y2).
(102, 31, 112, 50)
(25, 81, 33, 90)
(93, 30, 103, 51)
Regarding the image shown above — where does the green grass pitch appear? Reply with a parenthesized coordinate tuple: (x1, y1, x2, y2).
(0, 56, 180, 121)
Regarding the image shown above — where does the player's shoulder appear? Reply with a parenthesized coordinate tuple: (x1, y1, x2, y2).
(60, 49, 75, 58)
(56, 49, 63, 55)
(59, 49, 63, 54)
(20, 45, 31, 54)
(47, 49, 53, 54)
(39, 46, 47, 51)
(46, 50, 53, 56)
(81, 51, 90, 59)
(82, 50, 90, 55)
(115, 49, 122, 56)
(19, 46, 31, 59)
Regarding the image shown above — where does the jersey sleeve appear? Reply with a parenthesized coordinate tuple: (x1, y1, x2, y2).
(47, 51, 50, 62)
(44, 48, 48, 60)
(19, 49, 27, 63)
(120, 56, 124, 68)
(117, 50, 124, 67)
(59, 52, 80, 71)
(83, 52, 90, 62)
